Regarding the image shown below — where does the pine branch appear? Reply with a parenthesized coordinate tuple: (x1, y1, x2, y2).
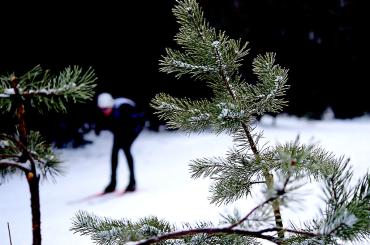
(0, 65, 96, 113)
(152, 94, 255, 134)
(26, 131, 63, 181)
(135, 227, 279, 245)
(0, 131, 62, 182)
(294, 161, 370, 244)
(71, 166, 368, 244)
(72, 210, 278, 244)
(151, 93, 214, 132)
(228, 171, 294, 229)
(250, 53, 289, 115)
(71, 211, 175, 245)
(319, 163, 370, 242)
(264, 138, 341, 180)
(190, 148, 266, 205)
(0, 133, 31, 177)
(0, 161, 30, 173)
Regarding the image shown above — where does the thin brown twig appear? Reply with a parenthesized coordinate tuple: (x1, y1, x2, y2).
(135, 227, 280, 244)
(133, 225, 320, 245)
(229, 174, 292, 229)
(228, 196, 275, 229)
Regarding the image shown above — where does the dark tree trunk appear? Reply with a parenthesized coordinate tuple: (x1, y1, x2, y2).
(27, 173, 41, 245)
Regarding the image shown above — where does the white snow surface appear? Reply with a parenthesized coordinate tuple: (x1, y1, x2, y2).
(1, 114, 369, 244)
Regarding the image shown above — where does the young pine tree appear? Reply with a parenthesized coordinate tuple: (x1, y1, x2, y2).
(0, 65, 96, 245)
(71, 0, 369, 244)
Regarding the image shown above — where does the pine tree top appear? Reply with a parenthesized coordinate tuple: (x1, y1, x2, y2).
(152, 0, 288, 135)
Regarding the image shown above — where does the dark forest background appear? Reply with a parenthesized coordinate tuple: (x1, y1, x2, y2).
(0, 0, 367, 147)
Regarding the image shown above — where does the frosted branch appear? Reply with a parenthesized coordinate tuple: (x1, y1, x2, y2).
(156, 102, 183, 111)
(188, 113, 211, 124)
(171, 60, 217, 72)
(257, 76, 282, 101)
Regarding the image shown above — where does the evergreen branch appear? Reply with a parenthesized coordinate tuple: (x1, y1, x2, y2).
(250, 53, 289, 115)
(134, 227, 279, 244)
(71, 211, 176, 245)
(220, 208, 274, 231)
(160, 1, 220, 82)
(160, 49, 218, 81)
(210, 39, 260, 156)
(0, 136, 19, 154)
(72, 211, 262, 244)
(265, 138, 340, 180)
(323, 159, 353, 210)
(0, 65, 96, 113)
(73, 210, 277, 244)
(161, 0, 249, 91)
(0, 131, 62, 181)
(177, 221, 261, 244)
(189, 157, 227, 179)
(215, 48, 285, 237)
(229, 196, 277, 230)
(212, 42, 260, 155)
(208, 174, 261, 205)
(0, 139, 30, 183)
(0, 133, 27, 159)
(228, 172, 294, 230)
(231, 125, 265, 154)
(153, 93, 255, 133)
(221, 171, 341, 243)
(26, 131, 63, 181)
(0, 74, 13, 110)
(0, 168, 24, 184)
(211, 100, 255, 133)
(298, 161, 370, 243)
(151, 93, 214, 132)
(225, 169, 304, 232)
(319, 163, 370, 242)
(190, 148, 267, 205)
(173, 0, 209, 39)
(0, 160, 30, 173)
(212, 40, 237, 101)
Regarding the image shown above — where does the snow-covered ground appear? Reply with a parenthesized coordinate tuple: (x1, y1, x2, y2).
(1, 114, 369, 245)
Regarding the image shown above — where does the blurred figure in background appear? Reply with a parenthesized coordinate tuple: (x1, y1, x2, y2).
(95, 92, 145, 193)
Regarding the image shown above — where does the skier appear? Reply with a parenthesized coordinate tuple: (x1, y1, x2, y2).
(95, 92, 145, 193)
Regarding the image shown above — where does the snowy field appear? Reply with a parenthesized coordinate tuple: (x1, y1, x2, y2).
(1, 114, 369, 245)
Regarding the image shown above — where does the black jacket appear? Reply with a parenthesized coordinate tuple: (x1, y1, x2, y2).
(95, 98, 145, 140)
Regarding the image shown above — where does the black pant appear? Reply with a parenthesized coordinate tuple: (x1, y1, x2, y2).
(110, 129, 142, 186)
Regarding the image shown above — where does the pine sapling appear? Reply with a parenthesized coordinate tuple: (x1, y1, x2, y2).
(0, 65, 96, 245)
(71, 0, 369, 244)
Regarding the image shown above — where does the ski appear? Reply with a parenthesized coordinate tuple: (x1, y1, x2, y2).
(68, 190, 133, 204)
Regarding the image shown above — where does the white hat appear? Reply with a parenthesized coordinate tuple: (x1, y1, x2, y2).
(97, 92, 114, 108)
